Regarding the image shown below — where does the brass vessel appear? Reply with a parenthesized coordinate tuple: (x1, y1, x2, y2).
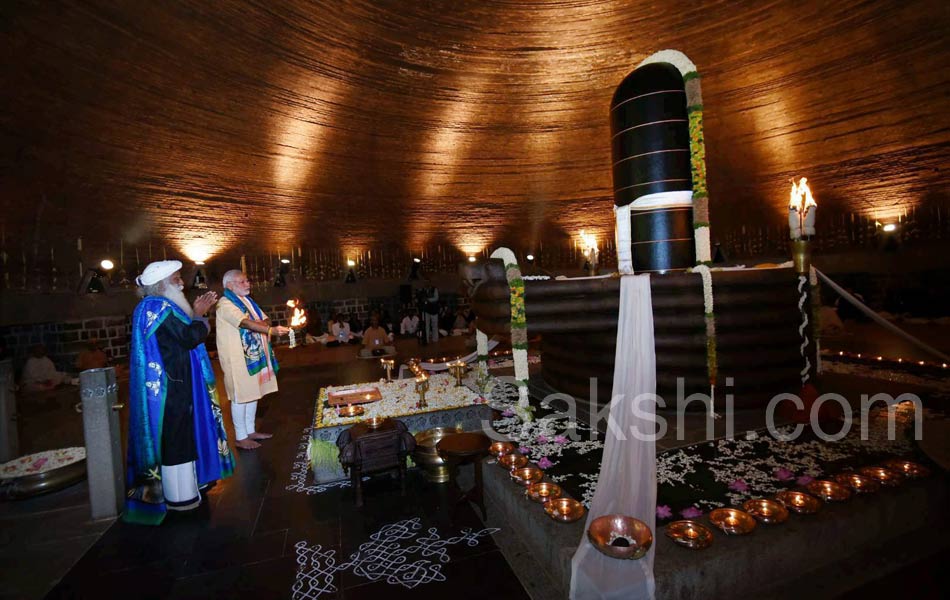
(412, 426, 462, 483)
(587, 515, 653, 559)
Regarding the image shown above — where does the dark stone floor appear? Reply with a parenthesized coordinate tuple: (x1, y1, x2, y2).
(4, 337, 530, 600)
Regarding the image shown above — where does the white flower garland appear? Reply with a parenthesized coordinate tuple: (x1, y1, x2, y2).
(638, 49, 697, 74)
(490, 247, 530, 409)
(689, 264, 714, 315)
(695, 226, 712, 263)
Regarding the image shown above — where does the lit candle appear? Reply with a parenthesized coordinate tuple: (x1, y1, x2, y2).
(685, 527, 700, 540)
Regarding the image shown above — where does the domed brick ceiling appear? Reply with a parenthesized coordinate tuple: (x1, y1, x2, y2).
(1, 0, 947, 267)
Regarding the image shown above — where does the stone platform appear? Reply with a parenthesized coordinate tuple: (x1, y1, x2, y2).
(483, 448, 950, 599)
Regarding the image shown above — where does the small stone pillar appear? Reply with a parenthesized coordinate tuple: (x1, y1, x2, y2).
(80, 367, 124, 520)
(0, 359, 18, 463)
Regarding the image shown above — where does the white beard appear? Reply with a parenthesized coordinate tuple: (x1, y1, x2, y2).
(163, 283, 194, 318)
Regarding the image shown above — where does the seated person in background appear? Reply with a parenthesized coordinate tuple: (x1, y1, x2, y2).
(380, 309, 395, 335)
(438, 304, 453, 338)
(451, 308, 468, 335)
(359, 314, 396, 357)
(400, 309, 420, 336)
(328, 312, 357, 346)
(305, 311, 328, 344)
(75, 338, 110, 371)
(348, 313, 364, 339)
(21, 345, 73, 392)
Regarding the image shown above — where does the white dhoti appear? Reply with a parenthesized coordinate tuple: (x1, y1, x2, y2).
(161, 462, 200, 510)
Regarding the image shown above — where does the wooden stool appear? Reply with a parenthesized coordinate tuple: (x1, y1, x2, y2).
(336, 419, 415, 507)
(437, 432, 491, 519)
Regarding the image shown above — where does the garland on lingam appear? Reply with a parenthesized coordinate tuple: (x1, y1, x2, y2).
(488, 247, 532, 419)
(688, 264, 718, 395)
(640, 50, 711, 264)
(644, 50, 717, 391)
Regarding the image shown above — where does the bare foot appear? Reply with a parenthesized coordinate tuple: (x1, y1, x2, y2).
(236, 438, 261, 450)
(248, 432, 273, 440)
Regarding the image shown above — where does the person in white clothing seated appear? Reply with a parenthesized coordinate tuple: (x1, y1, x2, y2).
(21, 345, 74, 393)
(326, 312, 357, 346)
(400, 309, 420, 336)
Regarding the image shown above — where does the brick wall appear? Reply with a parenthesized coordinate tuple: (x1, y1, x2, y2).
(0, 316, 131, 374)
(0, 293, 466, 376)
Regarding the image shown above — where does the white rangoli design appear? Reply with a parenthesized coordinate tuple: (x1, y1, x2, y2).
(292, 517, 499, 599)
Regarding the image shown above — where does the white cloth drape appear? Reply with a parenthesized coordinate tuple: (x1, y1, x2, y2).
(614, 204, 634, 274)
(570, 274, 657, 600)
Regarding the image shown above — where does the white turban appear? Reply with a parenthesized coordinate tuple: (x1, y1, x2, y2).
(136, 260, 182, 286)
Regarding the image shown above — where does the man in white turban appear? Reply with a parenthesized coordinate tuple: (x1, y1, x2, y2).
(216, 270, 289, 450)
(125, 260, 234, 525)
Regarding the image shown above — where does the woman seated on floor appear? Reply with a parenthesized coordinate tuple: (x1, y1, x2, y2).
(326, 312, 358, 346)
(359, 313, 395, 357)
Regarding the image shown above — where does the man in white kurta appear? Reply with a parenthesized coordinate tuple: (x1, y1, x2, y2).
(216, 270, 289, 450)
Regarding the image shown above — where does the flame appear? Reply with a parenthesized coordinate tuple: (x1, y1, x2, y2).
(579, 230, 598, 256)
(287, 299, 307, 328)
(790, 177, 817, 211)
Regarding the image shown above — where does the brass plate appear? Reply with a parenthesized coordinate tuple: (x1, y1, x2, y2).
(834, 472, 881, 494)
(510, 466, 543, 486)
(328, 387, 382, 406)
(544, 497, 586, 523)
(859, 466, 905, 487)
(665, 520, 714, 550)
(498, 453, 528, 471)
(526, 482, 562, 503)
(742, 498, 790, 524)
(336, 404, 365, 418)
(489, 441, 516, 458)
(774, 490, 822, 515)
(587, 514, 653, 559)
(806, 479, 852, 502)
(708, 508, 757, 535)
(881, 459, 930, 479)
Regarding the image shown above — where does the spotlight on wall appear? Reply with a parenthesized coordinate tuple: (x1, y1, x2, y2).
(409, 258, 421, 280)
(192, 267, 208, 290)
(100, 259, 114, 271)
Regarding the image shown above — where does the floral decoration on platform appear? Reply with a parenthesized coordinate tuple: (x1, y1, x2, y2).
(0, 447, 86, 479)
(314, 373, 480, 429)
(488, 375, 941, 515)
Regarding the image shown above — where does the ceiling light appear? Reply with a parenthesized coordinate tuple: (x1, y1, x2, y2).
(882, 223, 897, 232)
(195, 260, 205, 266)
(100, 259, 114, 270)
(526, 254, 535, 261)
(347, 259, 356, 267)
(281, 258, 291, 264)
(468, 256, 476, 263)
(413, 257, 421, 263)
